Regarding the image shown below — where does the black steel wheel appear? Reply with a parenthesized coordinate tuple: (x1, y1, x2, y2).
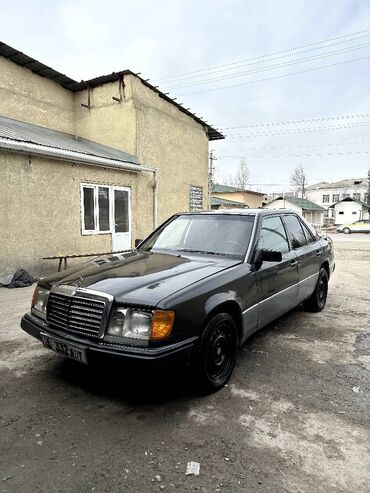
(191, 313, 238, 393)
(303, 268, 329, 312)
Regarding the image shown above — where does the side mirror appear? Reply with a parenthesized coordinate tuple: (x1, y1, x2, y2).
(135, 239, 143, 248)
(254, 248, 282, 266)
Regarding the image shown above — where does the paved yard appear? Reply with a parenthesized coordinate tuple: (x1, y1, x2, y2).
(0, 235, 369, 492)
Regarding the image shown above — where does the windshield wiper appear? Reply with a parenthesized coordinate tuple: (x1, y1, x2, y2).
(178, 248, 236, 257)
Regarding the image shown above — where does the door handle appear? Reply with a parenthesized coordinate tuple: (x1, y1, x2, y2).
(289, 260, 298, 267)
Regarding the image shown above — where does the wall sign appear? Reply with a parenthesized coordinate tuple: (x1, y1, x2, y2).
(189, 185, 204, 211)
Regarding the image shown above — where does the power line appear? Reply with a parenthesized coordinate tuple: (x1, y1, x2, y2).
(216, 140, 370, 153)
(164, 42, 370, 89)
(157, 33, 370, 84)
(177, 55, 370, 96)
(227, 121, 370, 138)
(221, 112, 370, 130)
(156, 27, 370, 82)
(239, 150, 370, 159)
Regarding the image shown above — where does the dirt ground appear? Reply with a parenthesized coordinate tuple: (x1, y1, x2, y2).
(0, 234, 369, 492)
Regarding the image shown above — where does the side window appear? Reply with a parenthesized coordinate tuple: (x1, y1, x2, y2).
(300, 221, 316, 244)
(258, 216, 290, 253)
(283, 215, 307, 249)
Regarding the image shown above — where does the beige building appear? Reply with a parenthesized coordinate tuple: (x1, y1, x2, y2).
(0, 42, 223, 275)
(212, 184, 267, 208)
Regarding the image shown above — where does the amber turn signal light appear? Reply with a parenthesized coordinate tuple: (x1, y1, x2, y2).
(150, 310, 175, 341)
(31, 285, 39, 308)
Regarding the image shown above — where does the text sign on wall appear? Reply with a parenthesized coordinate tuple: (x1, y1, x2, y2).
(189, 185, 204, 211)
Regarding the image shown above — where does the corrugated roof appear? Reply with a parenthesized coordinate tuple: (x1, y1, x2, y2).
(211, 196, 248, 207)
(0, 115, 139, 164)
(0, 41, 224, 141)
(269, 196, 325, 211)
(307, 178, 369, 190)
(213, 183, 265, 195)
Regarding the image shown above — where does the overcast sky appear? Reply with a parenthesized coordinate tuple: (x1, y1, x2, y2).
(1, 0, 370, 192)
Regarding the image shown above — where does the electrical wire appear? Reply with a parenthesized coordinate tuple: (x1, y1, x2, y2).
(164, 42, 370, 89)
(227, 121, 370, 138)
(156, 28, 370, 82)
(176, 55, 370, 96)
(156, 33, 370, 84)
(221, 113, 370, 130)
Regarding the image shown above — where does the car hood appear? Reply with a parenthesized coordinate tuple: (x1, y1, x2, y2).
(41, 250, 240, 306)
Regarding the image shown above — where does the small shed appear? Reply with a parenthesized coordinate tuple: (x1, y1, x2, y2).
(329, 197, 370, 225)
(264, 196, 325, 229)
(211, 196, 248, 210)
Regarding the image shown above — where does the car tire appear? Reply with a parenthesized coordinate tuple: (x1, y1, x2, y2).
(191, 313, 238, 394)
(343, 227, 351, 234)
(303, 268, 329, 312)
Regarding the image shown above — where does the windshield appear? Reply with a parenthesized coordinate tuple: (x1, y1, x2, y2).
(141, 214, 255, 258)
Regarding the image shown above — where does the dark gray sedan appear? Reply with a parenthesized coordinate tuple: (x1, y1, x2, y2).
(21, 209, 335, 393)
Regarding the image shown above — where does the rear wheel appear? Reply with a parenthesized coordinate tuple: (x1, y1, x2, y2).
(303, 268, 328, 312)
(191, 313, 238, 393)
(343, 227, 351, 234)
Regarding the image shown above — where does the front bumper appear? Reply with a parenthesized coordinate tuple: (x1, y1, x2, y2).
(21, 313, 197, 366)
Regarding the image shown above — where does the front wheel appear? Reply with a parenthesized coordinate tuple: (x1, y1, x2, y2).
(343, 227, 351, 234)
(303, 268, 328, 312)
(191, 313, 238, 394)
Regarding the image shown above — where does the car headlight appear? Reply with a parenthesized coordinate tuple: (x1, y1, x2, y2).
(31, 286, 50, 319)
(106, 308, 175, 344)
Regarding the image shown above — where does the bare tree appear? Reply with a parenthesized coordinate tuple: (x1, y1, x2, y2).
(290, 164, 307, 198)
(225, 159, 249, 189)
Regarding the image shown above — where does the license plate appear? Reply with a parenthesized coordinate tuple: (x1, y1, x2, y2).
(41, 334, 88, 364)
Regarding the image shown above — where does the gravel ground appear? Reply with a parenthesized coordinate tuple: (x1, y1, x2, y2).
(0, 235, 369, 492)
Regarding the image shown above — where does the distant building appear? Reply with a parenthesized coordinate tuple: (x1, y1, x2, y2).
(306, 178, 369, 221)
(329, 197, 370, 225)
(264, 196, 325, 229)
(210, 196, 248, 209)
(212, 184, 267, 208)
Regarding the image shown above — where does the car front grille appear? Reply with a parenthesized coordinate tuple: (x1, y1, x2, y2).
(47, 292, 107, 338)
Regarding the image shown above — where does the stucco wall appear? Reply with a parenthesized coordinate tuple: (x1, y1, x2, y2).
(130, 76, 209, 223)
(0, 57, 74, 134)
(0, 152, 153, 276)
(74, 77, 137, 155)
(213, 191, 264, 208)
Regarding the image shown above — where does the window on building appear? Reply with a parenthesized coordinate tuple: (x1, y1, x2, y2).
(324, 209, 329, 218)
(352, 211, 357, 214)
(343, 193, 350, 199)
(338, 211, 344, 215)
(353, 193, 361, 201)
(81, 184, 116, 234)
(189, 185, 204, 211)
(282, 215, 307, 249)
(332, 194, 339, 203)
(322, 194, 330, 203)
(258, 216, 290, 253)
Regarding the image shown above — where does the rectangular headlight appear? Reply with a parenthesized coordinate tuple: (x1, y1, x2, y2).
(31, 286, 50, 320)
(106, 308, 152, 341)
(106, 308, 175, 344)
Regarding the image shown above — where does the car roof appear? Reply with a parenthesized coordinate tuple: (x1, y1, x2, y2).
(179, 208, 299, 216)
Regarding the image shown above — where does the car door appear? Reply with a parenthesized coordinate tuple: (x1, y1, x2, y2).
(282, 214, 320, 303)
(255, 215, 299, 329)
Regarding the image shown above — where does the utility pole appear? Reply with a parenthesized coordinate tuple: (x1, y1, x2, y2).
(208, 150, 216, 210)
(367, 168, 370, 204)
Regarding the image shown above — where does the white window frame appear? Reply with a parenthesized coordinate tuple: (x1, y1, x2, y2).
(80, 183, 115, 235)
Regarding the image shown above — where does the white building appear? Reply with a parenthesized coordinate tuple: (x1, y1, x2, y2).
(306, 178, 369, 222)
(329, 198, 370, 225)
(264, 196, 325, 230)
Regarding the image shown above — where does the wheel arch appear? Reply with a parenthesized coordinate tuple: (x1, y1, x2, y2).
(203, 300, 243, 346)
(321, 260, 330, 279)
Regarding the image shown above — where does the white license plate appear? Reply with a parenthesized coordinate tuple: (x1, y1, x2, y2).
(41, 334, 88, 364)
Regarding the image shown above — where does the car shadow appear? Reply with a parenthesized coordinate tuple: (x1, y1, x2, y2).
(49, 304, 305, 407)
